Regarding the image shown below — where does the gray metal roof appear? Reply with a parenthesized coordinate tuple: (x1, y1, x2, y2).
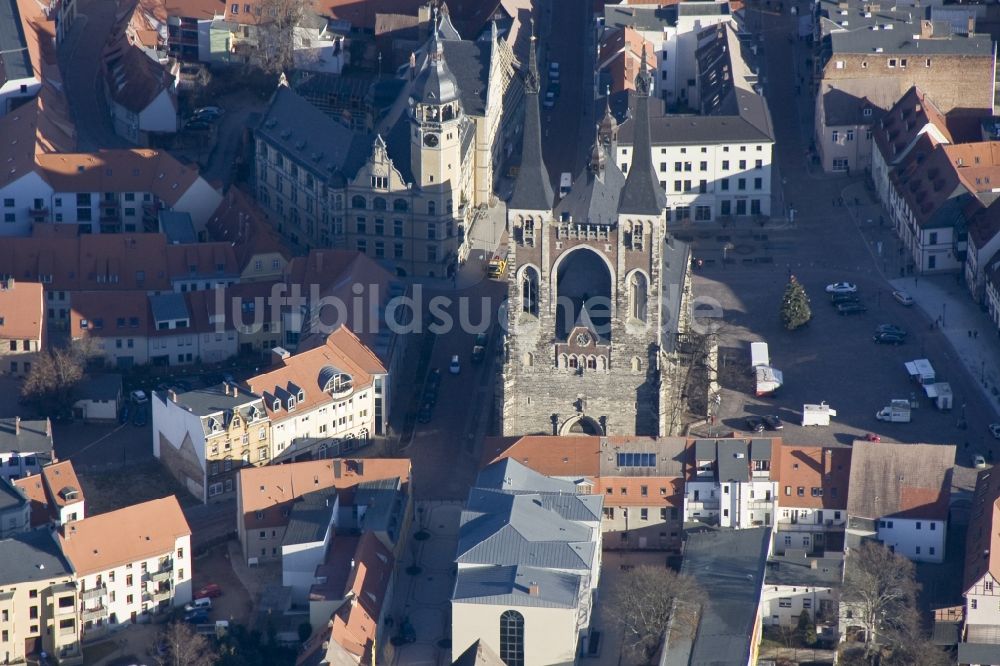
(441, 39, 491, 117)
(257, 86, 372, 186)
(0, 530, 73, 585)
(554, 145, 626, 226)
(957, 642, 1000, 664)
(603, 5, 677, 30)
(764, 550, 844, 588)
(76, 374, 123, 402)
(679, 2, 729, 17)
(411, 31, 461, 106)
(0, 0, 32, 86)
(507, 39, 553, 212)
(694, 439, 716, 461)
(165, 383, 265, 419)
(0, 419, 53, 455)
(618, 62, 667, 216)
(355, 477, 404, 541)
(452, 564, 583, 608)
(618, 95, 774, 148)
(0, 477, 26, 514)
(829, 19, 992, 56)
(716, 440, 750, 483)
(666, 527, 770, 666)
(283, 488, 337, 546)
(452, 640, 506, 666)
(476, 458, 580, 494)
(159, 211, 197, 244)
(750, 439, 772, 461)
(457, 489, 596, 570)
(149, 292, 189, 324)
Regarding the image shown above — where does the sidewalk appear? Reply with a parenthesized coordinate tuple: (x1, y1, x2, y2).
(892, 274, 1000, 419)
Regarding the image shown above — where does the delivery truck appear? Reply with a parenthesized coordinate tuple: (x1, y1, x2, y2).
(750, 342, 783, 396)
(876, 399, 911, 423)
(802, 402, 836, 426)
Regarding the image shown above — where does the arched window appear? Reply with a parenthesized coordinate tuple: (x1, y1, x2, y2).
(558, 354, 568, 369)
(373, 197, 387, 211)
(629, 272, 648, 322)
(568, 356, 578, 369)
(597, 356, 607, 371)
(521, 267, 539, 316)
(631, 356, 642, 372)
(393, 198, 408, 212)
(586, 356, 597, 370)
(351, 195, 366, 209)
(428, 200, 436, 215)
(499, 610, 524, 666)
(522, 353, 533, 367)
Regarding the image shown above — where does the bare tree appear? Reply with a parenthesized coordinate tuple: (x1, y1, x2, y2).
(157, 621, 218, 666)
(608, 566, 702, 664)
(20, 345, 89, 416)
(841, 542, 918, 658)
(252, 0, 311, 74)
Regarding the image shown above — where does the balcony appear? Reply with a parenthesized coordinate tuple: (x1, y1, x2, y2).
(28, 206, 49, 221)
(80, 586, 106, 602)
(152, 588, 173, 602)
(80, 605, 108, 623)
(146, 568, 173, 584)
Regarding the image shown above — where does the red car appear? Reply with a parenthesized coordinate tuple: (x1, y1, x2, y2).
(196, 584, 223, 598)
(864, 433, 881, 442)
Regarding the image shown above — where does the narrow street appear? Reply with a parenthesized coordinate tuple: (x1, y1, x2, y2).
(59, 0, 131, 151)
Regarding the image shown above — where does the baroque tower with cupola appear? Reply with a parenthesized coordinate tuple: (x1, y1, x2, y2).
(500, 47, 692, 437)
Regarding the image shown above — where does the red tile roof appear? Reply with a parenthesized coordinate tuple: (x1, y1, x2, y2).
(205, 188, 291, 273)
(328, 533, 394, 663)
(14, 461, 85, 528)
(872, 86, 952, 164)
(0, 280, 44, 342)
(847, 441, 954, 521)
(773, 443, 852, 510)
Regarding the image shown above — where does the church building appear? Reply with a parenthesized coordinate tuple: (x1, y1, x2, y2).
(500, 46, 692, 437)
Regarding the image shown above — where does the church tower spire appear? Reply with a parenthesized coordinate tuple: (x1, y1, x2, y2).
(507, 21, 553, 212)
(617, 45, 666, 215)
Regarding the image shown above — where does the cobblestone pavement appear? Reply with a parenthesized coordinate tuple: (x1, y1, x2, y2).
(390, 502, 460, 666)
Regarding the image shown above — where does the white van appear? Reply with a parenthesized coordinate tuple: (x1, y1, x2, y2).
(184, 597, 212, 612)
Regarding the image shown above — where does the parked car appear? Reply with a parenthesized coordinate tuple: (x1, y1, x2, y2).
(837, 302, 867, 315)
(825, 282, 858, 294)
(990, 423, 1000, 440)
(196, 584, 223, 599)
(549, 61, 560, 74)
(830, 293, 860, 305)
(875, 324, 907, 337)
(132, 409, 147, 427)
(892, 289, 914, 306)
(184, 598, 212, 613)
(119, 403, 130, 425)
(130, 390, 148, 404)
(872, 332, 905, 345)
(193, 106, 224, 120)
(417, 403, 434, 424)
(471, 345, 486, 364)
(449, 355, 461, 375)
(548, 81, 561, 96)
(184, 610, 209, 624)
(975, 454, 988, 469)
(762, 415, 783, 431)
(864, 433, 881, 442)
(744, 416, 765, 433)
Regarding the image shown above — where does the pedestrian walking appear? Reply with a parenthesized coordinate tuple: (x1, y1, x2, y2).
(969, 330, 973, 338)
(975, 330, 979, 339)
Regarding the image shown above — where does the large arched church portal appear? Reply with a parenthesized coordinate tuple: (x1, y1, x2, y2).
(555, 248, 612, 340)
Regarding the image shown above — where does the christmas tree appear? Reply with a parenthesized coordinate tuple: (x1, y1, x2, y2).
(781, 275, 811, 330)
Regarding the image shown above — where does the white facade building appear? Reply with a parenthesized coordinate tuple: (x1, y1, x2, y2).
(451, 459, 603, 665)
(57, 497, 192, 634)
(246, 326, 388, 460)
(684, 438, 777, 529)
(761, 551, 842, 630)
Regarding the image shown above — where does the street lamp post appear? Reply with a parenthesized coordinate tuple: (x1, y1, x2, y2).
(942, 303, 947, 328)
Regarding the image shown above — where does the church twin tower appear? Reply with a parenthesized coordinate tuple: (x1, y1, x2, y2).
(499, 42, 690, 437)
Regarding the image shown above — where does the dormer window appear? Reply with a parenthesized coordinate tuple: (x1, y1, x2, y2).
(272, 399, 281, 411)
(287, 397, 296, 411)
(297, 390, 304, 402)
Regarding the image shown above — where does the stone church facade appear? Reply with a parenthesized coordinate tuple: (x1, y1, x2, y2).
(500, 46, 691, 437)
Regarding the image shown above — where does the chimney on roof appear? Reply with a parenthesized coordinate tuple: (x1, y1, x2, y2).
(233, 385, 238, 398)
(333, 460, 342, 478)
(15, 416, 20, 436)
(271, 347, 291, 367)
(168, 389, 177, 403)
(920, 20, 933, 39)
(528, 583, 540, 596)
(409, 52, 416, 80)
(350, 558, 355, 569)
(968, 15, 976, 35)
